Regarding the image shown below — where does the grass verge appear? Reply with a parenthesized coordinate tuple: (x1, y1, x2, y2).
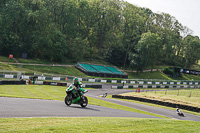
(0, 117, 199, 133)
(22, 65, 87, 77)
(120, 89, 200, 108)
(127, 71, 168, 79)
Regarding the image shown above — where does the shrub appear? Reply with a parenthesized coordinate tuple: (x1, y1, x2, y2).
(163, 67, 174, 76)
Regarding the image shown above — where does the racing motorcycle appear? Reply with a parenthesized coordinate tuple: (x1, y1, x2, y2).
(177, 109, 184, 117)
(65, 85, 88, 107)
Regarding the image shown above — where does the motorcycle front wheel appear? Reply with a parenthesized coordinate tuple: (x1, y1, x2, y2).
(65, 95, 72, 106)
(80, 96, 88, 108)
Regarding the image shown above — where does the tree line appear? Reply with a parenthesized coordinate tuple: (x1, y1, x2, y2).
(0, 0, 199, 72)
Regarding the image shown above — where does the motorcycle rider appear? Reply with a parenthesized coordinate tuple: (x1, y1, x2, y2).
(72, 77, 87, 96)
(176, 108, 182, 114)
(176, 108, 180, 113)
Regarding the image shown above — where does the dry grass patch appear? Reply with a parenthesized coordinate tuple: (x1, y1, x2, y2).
(120, 89, 200, 108)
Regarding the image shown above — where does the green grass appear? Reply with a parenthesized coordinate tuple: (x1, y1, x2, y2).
(121, 89, 200, 108)
(16, 58, 51, 64)
(0, 117, 199, 133)
(0, 63, 17, 71)
(127, 71, 169, 79)
(0, 56, 47, 64)
(0, 63, 11, 71)
(22, 65, 87, 76)
(0, 85, 65, 100)
(0, 63, 87, 76)
(0, 85, 167, 118)
(79, 59, 114, 66)
(0, 63, 29, 73)
(182, 73, 200, 80)
(0, 56, 16, 63)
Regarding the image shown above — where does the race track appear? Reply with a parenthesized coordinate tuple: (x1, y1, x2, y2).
(0, 88, 200, 122)
(0, 97, 157, 118)
(86, 89, 200, 122)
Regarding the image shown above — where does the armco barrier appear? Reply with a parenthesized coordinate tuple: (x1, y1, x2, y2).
(2, 74, 200, 86)
(1, 80, 26, 85)
(112, 95, 200, 113)
(111, 85, 200, 89)
(34, 81, 44, 85)
(43, 81, 67, 86)
(85, 85, 102, 88)
(28, 80, 102, 88)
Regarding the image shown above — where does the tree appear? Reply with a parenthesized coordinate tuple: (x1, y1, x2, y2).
(183, 35, 200, 68)
(68, 37, 90, 62)
(129, 50, 144, 73)
(44, 27, 68, 62)
(129, 31, 162, 72)
(121, 2, 145, 69)
(0, 0, 198, 68)
(105, 45, 126, 67)
(0, 0, 27, 56)
(149, 13, 183, 65)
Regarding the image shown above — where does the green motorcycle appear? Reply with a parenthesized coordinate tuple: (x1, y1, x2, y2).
(65, 85, 88, 107)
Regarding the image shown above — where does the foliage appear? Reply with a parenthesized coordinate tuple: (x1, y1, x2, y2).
(163, 67, 174, 76)
(105, 45, 126, 67)
(129, 32, 162, 72)
(183, 35, 200, 68)
(68, 37, 90, 61)
(0, 0, 199, 70)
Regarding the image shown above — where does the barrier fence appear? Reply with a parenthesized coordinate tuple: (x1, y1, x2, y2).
(0, 80, 26, 85)
(0, 80, 102, 88)
(1, 79, 197, 89)
(1, 74, 200, 86)
(111, 85, 200, 89)
(33, 81, 102, 88)
(112, 95, 200, 113)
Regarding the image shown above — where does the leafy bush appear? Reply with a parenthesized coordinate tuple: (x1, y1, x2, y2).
(163, 67, 174, 76)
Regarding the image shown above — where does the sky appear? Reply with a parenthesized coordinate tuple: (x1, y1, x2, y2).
(125, 0, 200, 37)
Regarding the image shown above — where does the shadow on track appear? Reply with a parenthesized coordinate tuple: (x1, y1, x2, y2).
(65, 105, 100, 112)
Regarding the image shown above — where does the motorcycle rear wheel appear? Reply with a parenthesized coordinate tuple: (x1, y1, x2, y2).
(80, 96, 88, 108)
(65, 95, 72, 106)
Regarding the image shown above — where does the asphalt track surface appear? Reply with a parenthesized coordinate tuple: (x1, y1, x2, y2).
(0, 97, 157, 118)
(86, 89, 200, 122)
(0, 88, 200, 121)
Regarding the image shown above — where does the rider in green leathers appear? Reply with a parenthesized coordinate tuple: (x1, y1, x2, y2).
(72, 77, 87, 95)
